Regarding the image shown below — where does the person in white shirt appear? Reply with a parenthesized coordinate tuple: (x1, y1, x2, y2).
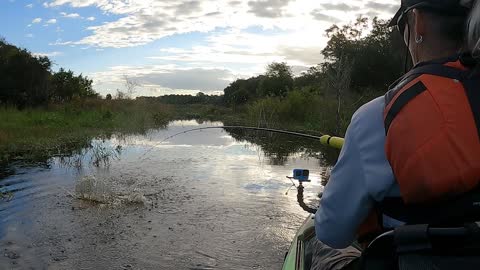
(312, 0, 480, 269)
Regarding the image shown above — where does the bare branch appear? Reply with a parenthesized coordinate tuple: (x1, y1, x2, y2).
(123, 75, 141, 99)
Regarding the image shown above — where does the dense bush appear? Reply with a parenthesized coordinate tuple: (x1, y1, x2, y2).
(0, 39, 98, 108)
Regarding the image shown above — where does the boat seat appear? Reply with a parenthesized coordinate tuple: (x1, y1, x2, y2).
(358, 223, 480, 270)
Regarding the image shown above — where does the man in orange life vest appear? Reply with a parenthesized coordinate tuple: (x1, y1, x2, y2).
(312, 0, 480, 269)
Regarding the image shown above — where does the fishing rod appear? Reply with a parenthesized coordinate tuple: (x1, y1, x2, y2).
(161, 126, 320, 143)
(139, 125, 344, 162)
(158, 126, 345, 149)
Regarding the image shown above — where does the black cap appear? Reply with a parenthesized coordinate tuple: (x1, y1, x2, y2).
(388, 0, 472, 27)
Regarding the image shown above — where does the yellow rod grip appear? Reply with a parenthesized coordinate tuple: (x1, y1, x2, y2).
(320, 135, 344, 150)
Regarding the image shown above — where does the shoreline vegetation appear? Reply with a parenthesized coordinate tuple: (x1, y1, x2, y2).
(0, 101, 235, 165)
(0, 17, 405, 166)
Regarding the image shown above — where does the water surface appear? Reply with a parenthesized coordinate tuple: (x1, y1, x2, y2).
(0, 120, 328, 270)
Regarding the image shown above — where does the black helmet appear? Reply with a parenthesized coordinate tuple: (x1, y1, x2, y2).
(388, 0, 473, 28)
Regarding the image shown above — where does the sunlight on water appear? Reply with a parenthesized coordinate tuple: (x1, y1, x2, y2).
(0, 120, 330, 269)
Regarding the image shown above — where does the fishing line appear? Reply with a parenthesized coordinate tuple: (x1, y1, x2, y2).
(160, 126, 325, 143)
(138, 126, 327, 161)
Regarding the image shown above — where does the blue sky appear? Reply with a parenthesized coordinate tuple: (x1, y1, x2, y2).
(0, 0, 398, 97)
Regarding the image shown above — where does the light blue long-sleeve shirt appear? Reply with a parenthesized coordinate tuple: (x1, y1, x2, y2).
(315, 96, 401, 249)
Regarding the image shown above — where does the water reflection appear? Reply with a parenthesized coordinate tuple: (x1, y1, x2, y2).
(0, 120, 330, 269)
(58, 140, 123, 169)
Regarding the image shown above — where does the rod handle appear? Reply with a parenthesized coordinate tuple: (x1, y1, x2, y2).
(320, 135, 344, 149)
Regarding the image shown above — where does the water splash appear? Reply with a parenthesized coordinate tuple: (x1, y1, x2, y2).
(75, 176, 113, 204)
(75, 175, 148, 205)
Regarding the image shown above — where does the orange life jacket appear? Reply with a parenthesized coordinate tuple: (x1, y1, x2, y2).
(356, 54, 480, 244)
(384, 55, 480, 204)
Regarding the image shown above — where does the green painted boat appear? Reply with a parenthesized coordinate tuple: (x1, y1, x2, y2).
(282, 215, 315, 270)
(282, 135, 343, 270)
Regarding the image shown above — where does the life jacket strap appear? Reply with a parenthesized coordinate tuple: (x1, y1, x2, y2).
(379, 186, 480, 225)
(462, 77, 480, 141)
(384, 81, 427, 134)
(385, 58, 480, 139)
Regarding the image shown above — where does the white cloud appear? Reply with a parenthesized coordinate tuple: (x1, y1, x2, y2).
(90, 65, 234, 97)
(148, 29, 324, 73)
(43, 0, 398, 95)
(45, 0, 97, 8)
(32, 18, 42, 23)
(43, 0, 397, 49)
(60, 12, 81, 18)
(33, 51, 63, 57)
(26, 3, 34, 8)
(46, 19, 57, 24)
(25, 33, 34, 38)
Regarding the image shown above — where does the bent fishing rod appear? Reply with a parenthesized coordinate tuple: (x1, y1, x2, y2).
(159, 126, 345, 149)
(138, 126, 344, 161)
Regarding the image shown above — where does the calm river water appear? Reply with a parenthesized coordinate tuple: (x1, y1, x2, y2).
(0, 120, 329, 270)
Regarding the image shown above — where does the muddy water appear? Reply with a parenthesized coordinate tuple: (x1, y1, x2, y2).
(0, 120, 329, 270)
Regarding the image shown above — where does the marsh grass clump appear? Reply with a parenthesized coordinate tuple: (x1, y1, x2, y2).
(0, 188, 13, 201)
(57, 140, 123, 169)
(91, 141, 122, 167)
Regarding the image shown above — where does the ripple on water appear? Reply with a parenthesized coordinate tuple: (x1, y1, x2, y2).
(0, 120, 325, 269)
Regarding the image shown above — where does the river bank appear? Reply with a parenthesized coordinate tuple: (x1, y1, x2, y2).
(0, 100, 236, 165)
(0, 95, 351, 168)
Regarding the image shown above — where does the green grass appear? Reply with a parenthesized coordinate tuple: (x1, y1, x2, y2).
(0, 99, 176, 164)
(0, 99, 242, 165)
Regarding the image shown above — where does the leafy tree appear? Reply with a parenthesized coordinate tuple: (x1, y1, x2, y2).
(321, 17, 404, 92)
(223, 76, 263, 105)
(222, 16, 406, 108)
(294, 66, 324, 90)
(258, 62, 294, 97)
(0, 40, 51, 107)
(50, 68, 96, 102)
(0, 39, 99, 107)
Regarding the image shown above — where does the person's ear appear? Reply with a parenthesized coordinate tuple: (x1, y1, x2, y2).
(412, 9, 426, 39)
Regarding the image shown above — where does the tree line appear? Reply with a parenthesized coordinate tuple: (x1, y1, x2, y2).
(1, 16, 405, 114)
(137, 92, 223, 105)
(223, 17, 406, 106)
(0, 38, 98, 108)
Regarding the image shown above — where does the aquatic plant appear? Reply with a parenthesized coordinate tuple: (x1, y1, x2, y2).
(90, 141, 122, 167)
(0, 188, 13, 201)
